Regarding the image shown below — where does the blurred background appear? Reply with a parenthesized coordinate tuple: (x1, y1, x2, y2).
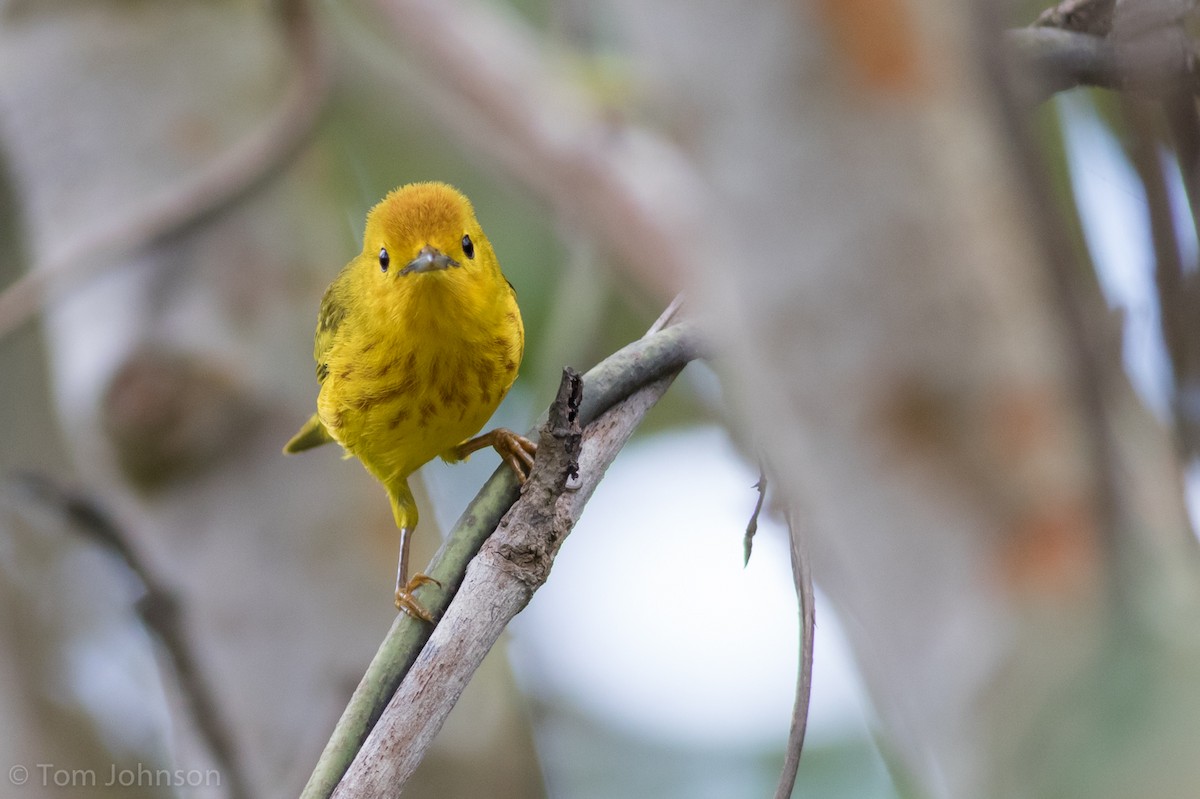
(3, 0, 1200, 797)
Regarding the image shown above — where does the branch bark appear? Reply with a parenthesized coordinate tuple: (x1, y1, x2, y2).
(1006, 4, 1200, 104)
(331, 367, 585, 797)
(301, 312, 703, 799)
(330, 331, 694, 797)
(1005, 28, 1122, 100)
(773, 507, 814, 799)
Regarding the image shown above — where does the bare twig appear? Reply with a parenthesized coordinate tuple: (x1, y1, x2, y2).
(0, 0, 329, 341)
(775, 507, 815, 799)
(6, 474, 252, 799)
(743, 467, 767, 566)
(300, 317, 705, 799)
(648, 293, 685, 335)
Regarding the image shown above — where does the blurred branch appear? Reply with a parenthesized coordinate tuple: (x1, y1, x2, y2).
(1126, 103, 1188, 363)
(1163, 91, 1200, 258)
(1034, 0, 1114, 35)
(775, 507, 815, 799)
(739, 463, 817, 799)
(1005, 28, 1122, 99)
(1009, 0, 1200, 103)
(1019, 0, 1200, 476)
(1125, 98, 1200, 457)
(301, 306, 702, 799)
(1162, 94, 1200, 456)
(361, 0, 718, 302)
(357, 0, 1200, 317)
(0, 0, 329, 341)
(743, 467, 767, 566)
(7, 474, 252, 799)
(984, 2, 1129, 578)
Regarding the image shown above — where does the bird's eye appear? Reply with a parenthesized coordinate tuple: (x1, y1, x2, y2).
(379, 247, 390, 272)
(462, 234, 475, 260)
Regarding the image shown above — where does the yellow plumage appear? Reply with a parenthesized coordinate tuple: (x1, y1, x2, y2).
(285, 182, 533, 620)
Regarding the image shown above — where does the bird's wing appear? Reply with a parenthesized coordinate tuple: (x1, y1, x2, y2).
(313, 280, 347, 383)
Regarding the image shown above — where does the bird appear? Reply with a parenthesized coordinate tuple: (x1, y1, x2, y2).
(284, 181, 536, 622)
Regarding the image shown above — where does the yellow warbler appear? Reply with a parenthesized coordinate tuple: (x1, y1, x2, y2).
(284, 182, 535, 622)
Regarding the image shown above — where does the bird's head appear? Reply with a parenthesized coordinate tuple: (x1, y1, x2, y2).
(362, 182, 497, 285)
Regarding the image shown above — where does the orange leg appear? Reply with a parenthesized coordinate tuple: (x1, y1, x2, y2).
(454, 428, 538, 483)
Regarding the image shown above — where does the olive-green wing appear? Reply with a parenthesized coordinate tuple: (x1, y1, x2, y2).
(284, 276, 347, 455)
(505, 277, 524, 356)
(313, 279, 347, 383)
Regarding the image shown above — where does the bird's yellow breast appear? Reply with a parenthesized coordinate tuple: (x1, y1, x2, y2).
(317, 261, 522, 486)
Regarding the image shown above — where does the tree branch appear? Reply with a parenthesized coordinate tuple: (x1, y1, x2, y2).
(1034, 0, 1115, 35)
(1123, 97, 1200, 459)
(300, 314, 703, 799)
(359, 0, 716, 302)
(1158, 91, 1200, 457)
(1007, 3, 1200, 103)
(983, 0, 1130, 588)
(0, 0, 329, 341)
(1005, 27, 1122, 100)
(743, 467, 767, 566)
(774, 507, 815, 799)
(6, 474, 252, 799)
(332, 366, 586, 797)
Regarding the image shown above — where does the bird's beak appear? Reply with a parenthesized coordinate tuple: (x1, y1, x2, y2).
(400, 245, 460, 276)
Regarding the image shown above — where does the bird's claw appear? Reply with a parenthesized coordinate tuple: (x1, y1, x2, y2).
(394, 573, 441, 623)
(493, 429, 538, 484)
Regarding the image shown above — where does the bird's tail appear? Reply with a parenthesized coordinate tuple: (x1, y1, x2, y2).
(283, 413, 333, 454)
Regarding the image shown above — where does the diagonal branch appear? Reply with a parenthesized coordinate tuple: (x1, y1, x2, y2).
(332, 365, 587, 797)
(7, 474, 253, 799)
(0, 0, 329, 341)
(334, 320, 695, 796)
(300, 313, 704, 799)
(359, 0, 713, 302)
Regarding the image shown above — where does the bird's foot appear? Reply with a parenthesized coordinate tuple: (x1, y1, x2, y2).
(394, 573, 441, 623)
(491, 428, 538, 483)
(455, 428, 538, 483)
